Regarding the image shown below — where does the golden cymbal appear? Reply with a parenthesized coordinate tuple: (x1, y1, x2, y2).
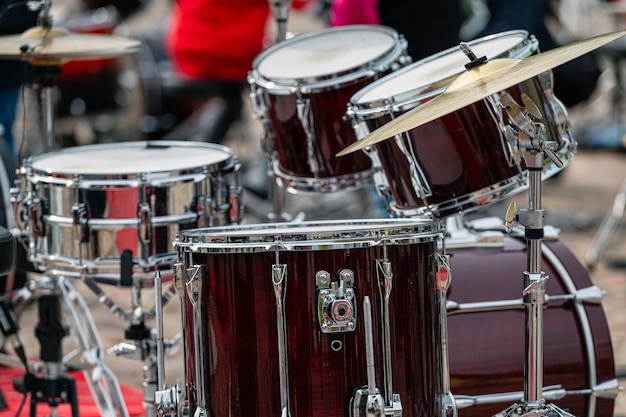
(0, 26, 141, 65)
(337, 28, 626, 157)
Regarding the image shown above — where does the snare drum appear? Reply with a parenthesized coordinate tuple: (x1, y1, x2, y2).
(17, 141, 242, 282)
(347, 31, 576, 218)
(249, 25, 410, 193)
(446, 227, 616, 417)
(174, 218, 445, 417)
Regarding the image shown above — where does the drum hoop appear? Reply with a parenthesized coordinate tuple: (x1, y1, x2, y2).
(272, 160, 373, 193)
(175, 218, 444, 253)
(250, 25, 406, 94)
(349, 30, 537, 116)
(26, 140, 236, 187)
(388, 173, 527, 218)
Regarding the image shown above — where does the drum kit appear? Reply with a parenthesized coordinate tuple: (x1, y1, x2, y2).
(0, 1, 624, 417)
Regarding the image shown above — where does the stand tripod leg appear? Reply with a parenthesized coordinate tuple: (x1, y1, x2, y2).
(56, 278, 130, 417)
(586, 177, 626, 268)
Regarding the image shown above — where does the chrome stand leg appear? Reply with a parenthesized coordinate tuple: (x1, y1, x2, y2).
(267, 172, 294, 223)
(586, 177, 626, 269)
(56, 277, 130, 417)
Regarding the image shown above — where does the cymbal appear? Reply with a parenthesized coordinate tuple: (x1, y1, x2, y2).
(0, 26, 141, 65)
(337, 28, 626, 157)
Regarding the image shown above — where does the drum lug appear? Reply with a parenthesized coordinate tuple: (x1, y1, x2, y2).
(10, 181, 28, 235)
(248, 83, 277, 161)
(296, 97, 323, 176)
(71, 202, 89, 243)
(193, 196, 209, 228)
(185, 265, 203, 305)
(174, 262, 185, 296)
(228, 185, 244, 225)
(138, 202, 152, 243)
(316, 269, 357, 333)
(29, 196, 46, 238)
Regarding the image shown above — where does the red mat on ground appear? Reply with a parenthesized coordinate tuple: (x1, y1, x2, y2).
(0, 365, 145, 416)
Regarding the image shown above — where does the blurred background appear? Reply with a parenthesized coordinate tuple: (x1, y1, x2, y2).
(2, 0, 626, 416)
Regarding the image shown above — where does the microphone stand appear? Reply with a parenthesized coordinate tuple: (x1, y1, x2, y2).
(268, 0, 293, 42)
(265, 0, 294, 222)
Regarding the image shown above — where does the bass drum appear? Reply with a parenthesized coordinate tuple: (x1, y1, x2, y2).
(446, 226, 616, 417)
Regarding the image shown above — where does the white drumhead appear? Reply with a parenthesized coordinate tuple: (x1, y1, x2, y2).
(354, 31, 533, 105)
(255, 26, 398, 80)
(29, 141, 232, 175)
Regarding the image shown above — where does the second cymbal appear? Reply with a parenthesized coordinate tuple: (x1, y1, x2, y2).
(337, 28, 626, 157)
(0, 26, 141, 65)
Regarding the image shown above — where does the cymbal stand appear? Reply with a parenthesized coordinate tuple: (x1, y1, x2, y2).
(32, 64, 60, 153)
(8, 275, 130, 417)
(25, 0, 58, 152)
(497, 87, 573, 417)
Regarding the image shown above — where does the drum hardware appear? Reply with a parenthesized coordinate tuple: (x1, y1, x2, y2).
(6, 275, 130, 417)
(433, 253, 457, 417)
(586, 177, 626, 269)
(152, 264, 191, 417)
(316, 269, 357, 333)
(267, 0, 293, 42)
(351, 296, 401, 417)
(264, 0, 295, 223)
(454, 380, 623, 410)
(101, 267, 181, 416)
(497, 67, 571, 417)
(446, 284, 604, 314)
(12, 293, 80, 417)
(272, 260, 290, 417)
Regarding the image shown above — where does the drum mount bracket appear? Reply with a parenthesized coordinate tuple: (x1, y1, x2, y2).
(316, 269, 357, 333)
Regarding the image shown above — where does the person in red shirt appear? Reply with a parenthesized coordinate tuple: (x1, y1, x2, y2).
(167, 0, 270, 82)
(165, 0, 271, 144)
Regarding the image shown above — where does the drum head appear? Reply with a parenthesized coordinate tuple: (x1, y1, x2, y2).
(352, 30, 536, 108)
(28, 140, 233, 181)
(253, 25, 400, 84)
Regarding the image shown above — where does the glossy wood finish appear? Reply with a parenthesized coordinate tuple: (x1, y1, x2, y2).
(180, 239, 441, 417)
(363, 77, 565, 217)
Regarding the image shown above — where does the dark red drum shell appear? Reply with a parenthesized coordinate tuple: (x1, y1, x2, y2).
(367, 78, 564, 218)
(265, 79, 374, 179)
(181, 240, 441, 417)
(447, 237, 615, 417)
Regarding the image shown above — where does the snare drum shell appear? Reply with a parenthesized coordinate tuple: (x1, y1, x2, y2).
(23, 141, 241, 278)
(176, 220, 444, 417)
(447, 237, 615, 417)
